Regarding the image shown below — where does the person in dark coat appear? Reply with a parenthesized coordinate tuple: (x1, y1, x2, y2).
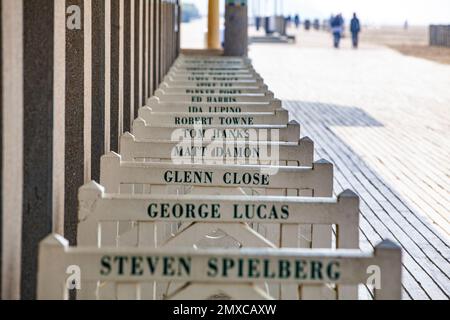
(294, 15, 300, 29)
(331, 14, 344, 48)
(350, 13, 361, 48)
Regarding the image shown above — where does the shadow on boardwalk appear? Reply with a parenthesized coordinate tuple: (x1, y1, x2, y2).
(285, 100, 450, 300)
(291, 101, 384, 127)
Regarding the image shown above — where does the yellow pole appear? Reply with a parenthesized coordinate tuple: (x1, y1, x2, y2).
(207, 0, 220, 49)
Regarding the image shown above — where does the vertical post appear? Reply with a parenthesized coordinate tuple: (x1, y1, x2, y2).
(100, 152, 122, 193)
(0, 1, 54, 300)
(159, 0, 164, 78)
(53, 0, 66, 236)
(1, 0, 24, 300)
(91, 0, 106, 183)
(374, 240, 402, 300)
(77, 181, 104, 246)
(286, 120, 300, 142)
(159, 0, 163, 81)
(65, 0, 85, 247)
(336, 190, 360, 250)
(171, 0, 177, 64)
(159, 0, 164, 79)
(175, 0, 181, 57)
(336, 190, 360, 300)
(148, 1, 156, 96)
(152, 0, 159, 92)
(207, 0, 220, 49)
(148, 0, 154, 96)
(21, 0, 56, 299)
(104, 0, 111, 153)
(138, 0, 143, 108)
(311, 159, 333, 249)
(129, 0, 135, 121)
(142, 0, 148, 104)
(429, 25, 433, 47)
(133, 0, 141, 116)
(109, 0, 120, 152)
(224, 0, 248, 56)
(155, 0, 161, 86)
(168, 0, 172, 70)
(37, 235, 68, 300)
(84, 0, 92, 184)
(280, 223, 299, 299)
(123, 0, 131, 134)
(117, 0, 123, 144)
(0, 0, 3, 300)
(157, 0, 162, 82)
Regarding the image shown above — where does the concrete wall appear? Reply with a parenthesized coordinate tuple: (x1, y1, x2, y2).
(0, 0, 180, 300)
(224, 2, 248, 56)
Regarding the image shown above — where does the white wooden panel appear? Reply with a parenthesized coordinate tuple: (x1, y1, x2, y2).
(37, 235, 402, 300)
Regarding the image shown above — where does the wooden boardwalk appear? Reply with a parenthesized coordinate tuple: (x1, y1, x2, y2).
(250, 31, 450, 300)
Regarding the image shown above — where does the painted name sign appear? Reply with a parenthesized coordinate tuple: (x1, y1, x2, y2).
(174, 116, 254, 125)
(190, 96, 238, 103)
(173, 145, 260, 158)
(147, 202, 289, 221)
(188, 106, 242, 113)
(184, 68, 244, 71)
(185, 89, 243, 94)
(182, 61, 243, 64)
(182, 128, 261, 139)
(195, 83, 235, 87)
(187, 77, 243, 81)
(99, 255, 341, 282)
(163, 170, 270, 186)
(185, 73, 241, 76)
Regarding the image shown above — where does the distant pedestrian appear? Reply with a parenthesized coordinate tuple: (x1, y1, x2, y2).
(284, 15, 291, 30)
(331, 14, 344, 48)
(350, 13, 361, 48)
(255, 16, 261, 31)
(304, 19, 311, 31)
(294, 15, 300, 29)
(313, 19, 320, 30)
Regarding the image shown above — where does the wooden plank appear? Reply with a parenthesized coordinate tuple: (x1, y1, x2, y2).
(285, 101, 449, 300)
(37, 234, 402, 300)
(119, 132, 314, 167)
(132, 118, 300, 142)
(99, 153, 333, 196)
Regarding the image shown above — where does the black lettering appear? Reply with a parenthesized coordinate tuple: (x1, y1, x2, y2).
(222, 258, 235, 277)
(148, 204, 158, 218)
(281, 205, 289, 219)
(207, 258, 218, 277)
(131, 256, 144, 276)
(164, 171, 173, 183)
(311, 261, 323, 280)
(295, 260, 307, 279)
(100, 256, 111, 276)
(279, 260, 291, 279)
(146, 257, 159, 274)
(327, 261, 340, 280)
(114, 256, 128, 275)
(179, 258, 191, 276)
(163, 257, 176, 276)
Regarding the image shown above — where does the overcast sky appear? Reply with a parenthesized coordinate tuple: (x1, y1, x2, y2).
(188, 0, 450, 25)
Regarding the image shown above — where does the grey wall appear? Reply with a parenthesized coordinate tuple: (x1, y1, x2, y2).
(224, 3, 248, 57)
(0, 0, 181, 300)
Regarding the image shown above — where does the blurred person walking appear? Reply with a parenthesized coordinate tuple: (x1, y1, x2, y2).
(350, 13, 361, 48)
(294, 14, 300, 28)
(331, 14, 344, 48)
